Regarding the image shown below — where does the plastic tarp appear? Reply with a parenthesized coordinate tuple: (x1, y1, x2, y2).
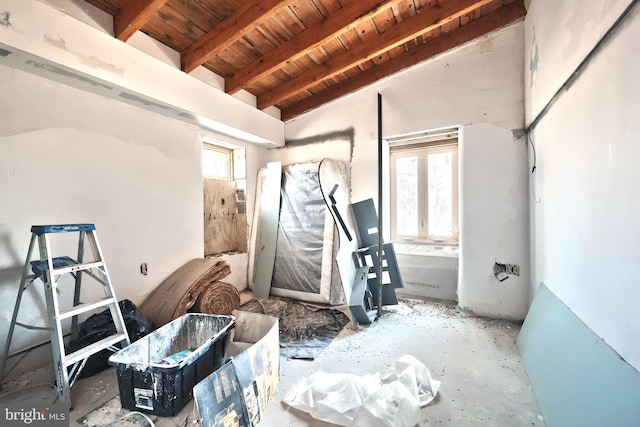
(272, 162, 327, 294)
(250, 162, 341, 305)
(282, 354, 440, 427)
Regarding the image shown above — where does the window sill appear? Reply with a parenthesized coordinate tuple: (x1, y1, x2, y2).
(393, 241, 459, 258)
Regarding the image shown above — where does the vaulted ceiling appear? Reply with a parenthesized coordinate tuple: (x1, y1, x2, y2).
(84, 0, 526, 121)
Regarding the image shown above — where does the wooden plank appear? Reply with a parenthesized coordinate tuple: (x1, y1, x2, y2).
(252, 162, 282, 299)
(143, 15, 195, 51)
(226, 0, 400, 94)
(258, 0, 494, 109)
(156, 3, 208, 42)
(169, 0, 223, 31)
(159, 1, 219, 40)
(204, 178, 246, 255)
(288, 0, 325, 28)
(114, 0, 170, 41)
(190, 0, 241, 22)
(281, 1, 525, 119)
(181, 0, 290, 73)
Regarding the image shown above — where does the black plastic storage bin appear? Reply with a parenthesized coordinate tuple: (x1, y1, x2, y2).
(108, 313, 235, 417)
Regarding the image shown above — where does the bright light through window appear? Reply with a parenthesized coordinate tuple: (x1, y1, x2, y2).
(202, 144, 231, 180)
(395, 155, 418, 235)
(389, 132, 458, 243)
(427, 151, 453, 237)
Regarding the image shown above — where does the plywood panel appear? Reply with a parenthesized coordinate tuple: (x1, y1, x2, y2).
(204, 178, 247, 255)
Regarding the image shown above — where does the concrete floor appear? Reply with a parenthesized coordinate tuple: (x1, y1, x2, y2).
(0, 297, 544, 426)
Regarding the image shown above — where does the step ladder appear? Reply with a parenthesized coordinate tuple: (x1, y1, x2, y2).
(0, 224, 131, 408)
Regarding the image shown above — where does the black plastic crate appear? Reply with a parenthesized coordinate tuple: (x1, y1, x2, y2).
(108, 314, 235, 417)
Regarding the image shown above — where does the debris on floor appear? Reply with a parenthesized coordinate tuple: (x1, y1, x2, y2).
(282, 354, 440, 427)
(239, 296, 349, 359)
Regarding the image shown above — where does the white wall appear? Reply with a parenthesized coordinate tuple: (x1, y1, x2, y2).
(459, 124, 529, 318)
(285, 22, 530, 319)
(526, 0, 640, 370)
(0, 0, 276, 372)
(0, 65, 268, 366)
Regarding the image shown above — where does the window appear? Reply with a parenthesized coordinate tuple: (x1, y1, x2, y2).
(202, 143, 233, 180)
(389, 129, 459, 243)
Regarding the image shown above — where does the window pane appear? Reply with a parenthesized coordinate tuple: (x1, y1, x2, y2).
(203, 147, 230, 180)
(395, 156, 418, 235)
(427, 151, 453, 237)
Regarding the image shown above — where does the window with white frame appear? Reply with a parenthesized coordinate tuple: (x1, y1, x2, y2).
(202, 143, 233, 180)
(388, 128, 459, 243)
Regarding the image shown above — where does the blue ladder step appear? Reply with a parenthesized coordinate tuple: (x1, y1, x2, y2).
(31, 256, 77, 277)
(31, 224, 95, 236)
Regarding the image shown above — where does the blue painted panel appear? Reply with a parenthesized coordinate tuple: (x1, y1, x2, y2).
(517, 284, 640, 427)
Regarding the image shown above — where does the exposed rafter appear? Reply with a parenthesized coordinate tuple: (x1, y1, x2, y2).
(181, 0, 290, 74)
(114, 0, 169, 41)
(257, 0, 495, 110)
(85, 0, 528, 121)
(281, 1, 527, 120)
(225, 0, 402, 94)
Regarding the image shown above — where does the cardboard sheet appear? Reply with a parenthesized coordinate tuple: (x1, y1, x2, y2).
(195, 310, 279, 427)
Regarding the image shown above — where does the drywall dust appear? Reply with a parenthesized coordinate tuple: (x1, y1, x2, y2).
(0, 11, 10, 28)
(44, 33, 66, 50)
(42, 32, 125, 77)
(80, 55, 125, 77)
(475, 34, 496, 55)
(530, 29, 539, 88)
(118, 91, 184, 116)
(25, 60, 113, 90)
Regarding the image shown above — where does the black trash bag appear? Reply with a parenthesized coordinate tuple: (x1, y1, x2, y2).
(66, 299, 152, 378)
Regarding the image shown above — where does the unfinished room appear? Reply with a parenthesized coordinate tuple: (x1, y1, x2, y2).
(1, 0, 639, 426)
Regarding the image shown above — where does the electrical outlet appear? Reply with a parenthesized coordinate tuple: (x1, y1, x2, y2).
(140, 263, 148, 275)
(493, 262, 508, 281)
(494, 262, 520, 281)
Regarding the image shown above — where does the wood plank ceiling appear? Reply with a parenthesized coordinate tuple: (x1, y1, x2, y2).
(84, 0, 526, 121)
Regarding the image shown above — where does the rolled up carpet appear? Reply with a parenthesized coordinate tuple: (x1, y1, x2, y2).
(140, 258, 231, 329)
(196, 281, 240, 315)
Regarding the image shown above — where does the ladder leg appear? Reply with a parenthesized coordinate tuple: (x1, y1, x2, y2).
(86, 230, 131, 347)
(71, 231, 86, 331)
(0, 233, 38, 386)
(38, 234, 72, 407)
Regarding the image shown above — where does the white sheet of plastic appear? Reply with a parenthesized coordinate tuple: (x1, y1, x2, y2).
(282, 354, 441, 427)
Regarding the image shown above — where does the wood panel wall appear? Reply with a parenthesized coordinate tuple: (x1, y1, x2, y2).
(204, 178, 247, 255)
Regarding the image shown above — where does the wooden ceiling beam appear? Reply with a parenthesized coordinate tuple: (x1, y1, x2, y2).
(114, 0, 169, 41)
(226, 0, 401, 95)
(181, 0, 290, 74)
(281, 1, 527, 121)
(257, 0, 495, 110)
